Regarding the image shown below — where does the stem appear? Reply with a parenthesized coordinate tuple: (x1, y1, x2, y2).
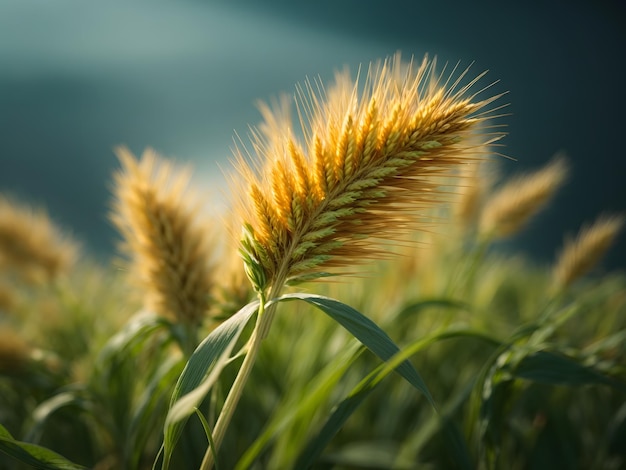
(200, 288, 279, 470)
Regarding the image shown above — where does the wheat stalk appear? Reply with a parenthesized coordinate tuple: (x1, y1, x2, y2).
(552, 214, 624, 290)
(479, 156, 568, 239)
(234, 53, 505, 294)
(111, 147, 215, 327)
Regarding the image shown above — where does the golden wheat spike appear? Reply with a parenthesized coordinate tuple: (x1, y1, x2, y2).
(233, 53, 505, 291)
(111, 147, 214, 325)
(552, 214, 624, 290)
(0, 195, 78, 282)
(479, 156, 568, 239)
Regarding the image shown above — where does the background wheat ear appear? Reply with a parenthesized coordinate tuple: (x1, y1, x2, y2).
(551, 214, 624, 291)
(232, 53, 507, 294)
(110, 147, 215, 329)
(0, 194, 78, 283)
(479, 154, 568, 239)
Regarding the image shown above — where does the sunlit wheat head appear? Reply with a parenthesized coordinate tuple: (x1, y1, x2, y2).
(232, 53, 506, 293)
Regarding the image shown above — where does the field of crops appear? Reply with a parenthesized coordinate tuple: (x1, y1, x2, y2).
(1, 55, 624, 470)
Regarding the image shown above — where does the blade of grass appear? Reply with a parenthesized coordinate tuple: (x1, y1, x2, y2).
(513, 350, 626, 392)
(194, 408, 220, 470)
(236, 341, 364, 469)
(161, 300, 259, 469)
(274, 293, 435, 406)
(295, 326, 500, 469)
(25, 391, 89, 443)
(128, 355, 184, 469)
(0, 423, 86, 470)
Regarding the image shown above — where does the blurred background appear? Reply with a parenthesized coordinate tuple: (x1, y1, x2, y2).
(1, 0, 625, 270)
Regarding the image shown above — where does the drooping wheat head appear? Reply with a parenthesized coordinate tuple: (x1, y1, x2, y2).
(0, 195, 78, 283)
(479, 156, 568, 239)
(552, 214, 624, 290)
(111, 148, 215, 326)
(233, 54, 506, 294)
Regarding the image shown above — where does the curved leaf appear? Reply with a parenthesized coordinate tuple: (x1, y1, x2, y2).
(25, 391, 89, 443)
(295, 327, 499, 469)
(0, 423, 86, 470)
(161, 300, 259, 469)
(274, 293, 434, 406)
(513, 350, 626, 392)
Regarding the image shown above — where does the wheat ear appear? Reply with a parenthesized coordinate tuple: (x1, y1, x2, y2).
(0, 194, 78, 282)
(479, 156, 568, 239)
(552, 214, 624, 290)
(234, 53, 505, 294)
(111, 147, 214, 327)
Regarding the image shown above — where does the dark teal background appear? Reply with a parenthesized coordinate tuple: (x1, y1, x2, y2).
(1, 0, 624, 270)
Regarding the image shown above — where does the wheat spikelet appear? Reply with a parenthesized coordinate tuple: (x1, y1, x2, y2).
(479, 156, 568, 238)
(552, 214, 624, 290)
(111, 147, 214, 325)
(0, 195, 78, 282)
(233, 53, 505, 291)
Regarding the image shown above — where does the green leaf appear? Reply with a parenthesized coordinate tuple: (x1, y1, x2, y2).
(236, 341, 364, 469)
(194, 408, 220, 470)
(295, 326, 496, 469)
(294, 369, 380, 469)
(0, 423, 86, 470)
(161, 300, 259, 469)
(513, 350, 626, 392)
(94, 311, 172, 458)
(274, 293, 434, 406)
(97, 312, 170, 365)
(128, 355, 184, 470)
(25, 391, 89, 443)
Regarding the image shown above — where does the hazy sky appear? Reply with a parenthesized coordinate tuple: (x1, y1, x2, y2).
(1, 0, 625, 270)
